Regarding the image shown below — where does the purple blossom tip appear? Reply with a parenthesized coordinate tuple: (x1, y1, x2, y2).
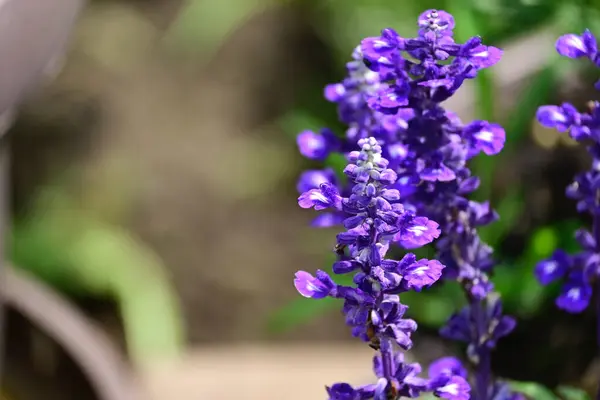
(534, 249, 570, 285)
(556, 276, 592, 313)
(536, 105, 573, 132)
(471, 45, 503, 69)
(418, 9, 455, 36)
(296, 168, 337, 194)
(311, 213, 344, 228)
(298, 182, 341, 210)
(402, 259, 445, 290)
(555, 30, 597, 59)
(326, 383, 373, 400)
(428, 357, 468, 379)
(397, 216, 441, 248)
(464, 120, 506, 156)
(293, 270, 335, 299)
(433, 375, 471, 400)
(296, 128, 339, 160)
(324, 83, 346, 103)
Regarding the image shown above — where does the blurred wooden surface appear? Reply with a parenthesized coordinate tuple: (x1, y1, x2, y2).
(140, 344, 375, 400)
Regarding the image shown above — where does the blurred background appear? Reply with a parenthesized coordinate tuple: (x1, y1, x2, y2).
(2, 0, 600, 399)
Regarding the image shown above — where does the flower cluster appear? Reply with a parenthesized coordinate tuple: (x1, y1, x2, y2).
(294, 9, 520, 400)
(356, 10, 518, 400)
(296, 138, 469, 399)
(535, 30, 600, 315)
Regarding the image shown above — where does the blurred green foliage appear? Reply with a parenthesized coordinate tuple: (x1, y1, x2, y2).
(10, 186, 184, 365)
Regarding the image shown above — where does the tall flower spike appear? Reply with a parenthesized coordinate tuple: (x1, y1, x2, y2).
(535, 28, 600, 398)
(295, 138, 467, 399)
(359, 9, 514, 400)
(293, 8, 517, 400)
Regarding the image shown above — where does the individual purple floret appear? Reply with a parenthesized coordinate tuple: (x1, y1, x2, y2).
(294, 138, 467, 399)
(535, 28, 600, 397)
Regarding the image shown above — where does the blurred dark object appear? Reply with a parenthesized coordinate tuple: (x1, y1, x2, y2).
(2, 266, 140, 400)
(0, 0, 86, 389)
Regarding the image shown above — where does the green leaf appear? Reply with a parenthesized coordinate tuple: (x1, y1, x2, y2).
(267, 296, 339, 334)
(531, 226, 558, 258)
(164, 0, 285, 56)
(401, 284, 464, 327)
(503, 63, 559, 152)
(509, 381, 558, 400)
(556, 386, 590, 400)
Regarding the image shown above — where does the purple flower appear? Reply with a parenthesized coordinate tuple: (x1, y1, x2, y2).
(440, 297, 515, 349)
(556, 272, 593, 313)
(432, 375, 471, 400)
(417, 9, 455, 37)
(463, 44, 503, 69)
(294, 270, 336, 299)
(463, 120, 506, 156)
(296, 168, 338, 194)
(372, 352, 429, 398)
(298, 182, 342, 210)
(535, 29, 600, 326)
(402, 259, 444, 290)
(311, 213, 345, 228)
(534, 249, 571, 285)
(361, 31, 399, 65)
(536, 103, 591, 139)
(367, 83, 411, 114)
(297, 128, 340, 160)
(396, 216, 441, 248)
(292, 8, 514, 398)
(428, 357, 468, 379)
(326, 383, 374, 400)
(555, 30, 597, 59)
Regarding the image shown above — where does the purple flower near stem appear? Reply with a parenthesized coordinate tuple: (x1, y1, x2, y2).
(534, 249, 570, 285)
(326, 383, 375, 400)
(440, 296, 516, 352)
(294, 270, 336, 299)
(297, 128, 341, 160)
(428, 357, 471, 400)
(295, 138, 466, 399)
(429, 357, 468, 379)
(401, 259, 444, 291)
(296, 168, 338, 194)
(462, 121, 506, 156)
(555, 29, 598, 62)
(298, 182, 342, 210)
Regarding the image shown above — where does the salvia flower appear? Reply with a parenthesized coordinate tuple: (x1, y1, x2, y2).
(295, 138, 467, 399)
(358, 9, 515, 400)
(293, 9, 521, 400)
(535, 30, 600, 319)
(535, 28, 600, 397)
(535, 30, 600, 314)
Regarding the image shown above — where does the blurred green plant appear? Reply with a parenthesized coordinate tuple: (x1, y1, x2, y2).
(9, 187, 184, 366)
